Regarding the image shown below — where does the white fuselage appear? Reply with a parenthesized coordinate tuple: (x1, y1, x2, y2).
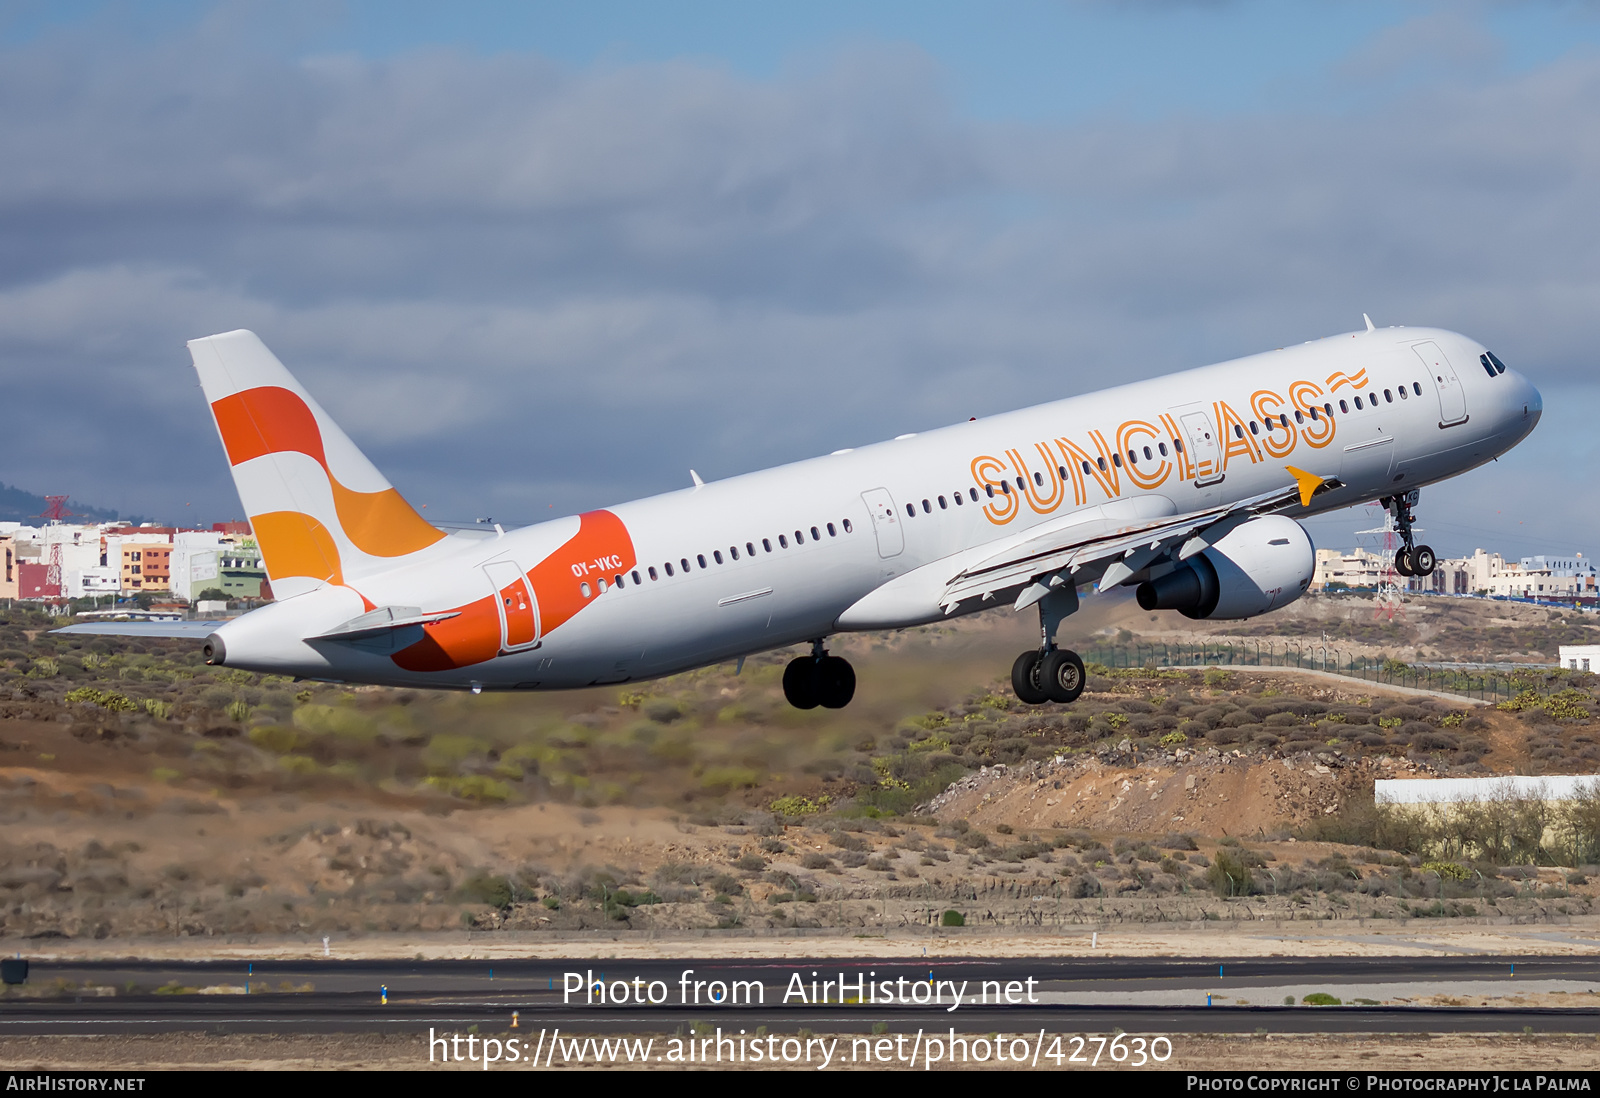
(214, 326, 1541, 688)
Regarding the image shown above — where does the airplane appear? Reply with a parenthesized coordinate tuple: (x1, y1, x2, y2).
(60, 320, 1541, 708)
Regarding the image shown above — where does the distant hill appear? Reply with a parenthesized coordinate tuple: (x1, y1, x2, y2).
(0, 482, 129, 525)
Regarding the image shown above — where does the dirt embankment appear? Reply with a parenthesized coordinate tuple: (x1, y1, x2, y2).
(926, 743, 1421, 838)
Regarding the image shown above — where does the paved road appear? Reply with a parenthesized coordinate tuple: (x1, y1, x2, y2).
(0, 955, 1594, 1035)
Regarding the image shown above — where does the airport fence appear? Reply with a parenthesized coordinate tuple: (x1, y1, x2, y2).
(1082, 641, 1520, 704)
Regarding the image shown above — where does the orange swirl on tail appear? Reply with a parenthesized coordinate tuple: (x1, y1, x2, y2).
(210, 386, 444, 584)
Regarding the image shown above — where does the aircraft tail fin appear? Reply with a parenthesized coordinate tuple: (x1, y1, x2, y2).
(188, 330, 445, 599)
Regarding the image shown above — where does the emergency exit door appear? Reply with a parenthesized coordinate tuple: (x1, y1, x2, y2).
(483, 559, 540, 652)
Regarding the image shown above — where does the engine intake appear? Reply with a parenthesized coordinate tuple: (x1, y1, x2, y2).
(1134, 515, 1314, 620)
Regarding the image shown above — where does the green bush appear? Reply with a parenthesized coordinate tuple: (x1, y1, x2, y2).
(1302, 992, 1342, 1006)
(940, 910, 965, 926)
(458, 875, 514, 909)
(1207, 849, 1254, 897)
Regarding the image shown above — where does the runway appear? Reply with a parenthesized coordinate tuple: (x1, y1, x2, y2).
(1, 955, 1597, 1035)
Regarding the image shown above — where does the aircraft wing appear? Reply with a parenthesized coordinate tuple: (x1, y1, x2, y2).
(52, 620, 228, 639)
(938, 469, 1339, 614)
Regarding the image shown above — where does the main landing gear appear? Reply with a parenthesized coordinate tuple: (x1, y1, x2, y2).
(1010, 582, 1086, 705)
(1012, 647, 1085, 705)
(782, 641, 856, 710)
(1383, 490, 1437, 578)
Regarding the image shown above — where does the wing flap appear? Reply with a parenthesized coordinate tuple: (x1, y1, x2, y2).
(939, 475, 1337, 612)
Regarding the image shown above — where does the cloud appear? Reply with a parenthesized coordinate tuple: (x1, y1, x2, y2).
(0, 10, 1593, 557)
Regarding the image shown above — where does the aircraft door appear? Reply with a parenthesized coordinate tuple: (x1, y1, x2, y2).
(483, 559, 540, 652)
(1412, 341, 1468, 426)
(860, 488, 904, 558)
(1177, 411, 1226, 486)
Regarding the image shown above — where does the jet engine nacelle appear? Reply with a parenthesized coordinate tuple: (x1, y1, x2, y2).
(1135, 515, 1314, 620)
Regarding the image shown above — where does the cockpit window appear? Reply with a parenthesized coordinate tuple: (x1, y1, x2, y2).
(1480, 354, 1496, 378)
(1486, 350, 1508, 375)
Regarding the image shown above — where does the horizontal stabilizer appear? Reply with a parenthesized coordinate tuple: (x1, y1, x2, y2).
(309, 605, 460, 643)
(52, 620, 226, 639)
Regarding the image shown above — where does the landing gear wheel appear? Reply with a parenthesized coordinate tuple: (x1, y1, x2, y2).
(1394, 548, 1415, 577)
(782, 657, 820, 710)
(1412, 544, 1437, 577)
(815, 655, 856, 709)
(1040, 648, 1087, 704)
(1011, 650, 1049, 705)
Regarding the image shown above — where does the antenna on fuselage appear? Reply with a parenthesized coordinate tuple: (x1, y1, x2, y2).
(1363, 313, 1375, 332)
(690, 469, 705, 488)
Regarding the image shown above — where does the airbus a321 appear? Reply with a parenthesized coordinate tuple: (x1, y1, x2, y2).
(63, 321, 1540, 708)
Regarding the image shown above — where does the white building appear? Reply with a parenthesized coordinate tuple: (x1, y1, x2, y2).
(1558, 645, 1600, 673)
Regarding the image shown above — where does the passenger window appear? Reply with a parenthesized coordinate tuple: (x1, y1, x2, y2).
(1081, 460, 1092, 475)
(1308, 407, 1319, 420)
(681, 557, 690, 572)
(1057, 465, 1068, 479)
(969, 488, 979, 502)
(795, 530, 805, 544)
(1248, 421, 1258, 435)
(1233, 424, 1243, 439)
(1294, 409, 1304, 424)
(936, 497, 946, 510)
(1354, 396, 1363, 409)
(1324, 402, 1332, 415)
(1111, 452, 1122, 467)
(953, 492, 963, 506)
(1126, 450, 1136, 464)
(728, 546, 738, 560)
(811, 525, 821, 540)
(985, 485, 995, 498)
(614, 574, 623, 588)
(1158, 442, 1168, 456)
(763, 538, 772, 552)
(843, 519, 853, 532)
(921, 500, 930, 513)
(906, 503, 915, 517)
(1412, 382, 1422, 396)
(1384, 389, 1393, 402)
(1001, 482, 1011, 494)
(648, 566, 658, 580)
(698, 554, 707, 569)
(580, 581, 592, 598)
(1143, 446, 1153, 460)
(631, 570, 641, 585)
(779, 535, 788, 548)
(746, 542, 755, 556)
(712, 551, 722, 564)
(1339, 400, 1348, 413)
(828, 522, 837, 534)
(598, 578, 608, 592)
(1398, 386, 1408, 400)
(665, 562, 674, 577)
(1096, 457, 1106, 472)
(1033, 471, 1043, 487)
(1278, 414, 1288, 429)
(1016, 477, 1025, 491)
(1174, 438, 1184, 453)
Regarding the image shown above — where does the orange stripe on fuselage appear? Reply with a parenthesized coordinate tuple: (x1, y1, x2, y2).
(391, 510, 636, 674)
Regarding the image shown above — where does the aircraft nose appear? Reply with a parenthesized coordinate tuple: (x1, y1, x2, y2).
(1507, 370, 1541, 438)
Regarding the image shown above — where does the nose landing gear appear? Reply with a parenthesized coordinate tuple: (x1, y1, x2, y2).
(1383, 490, 1437, 578)
(782, 640, 856, 709)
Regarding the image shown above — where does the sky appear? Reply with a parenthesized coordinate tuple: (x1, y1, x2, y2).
(0, 0, 1597, 561)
